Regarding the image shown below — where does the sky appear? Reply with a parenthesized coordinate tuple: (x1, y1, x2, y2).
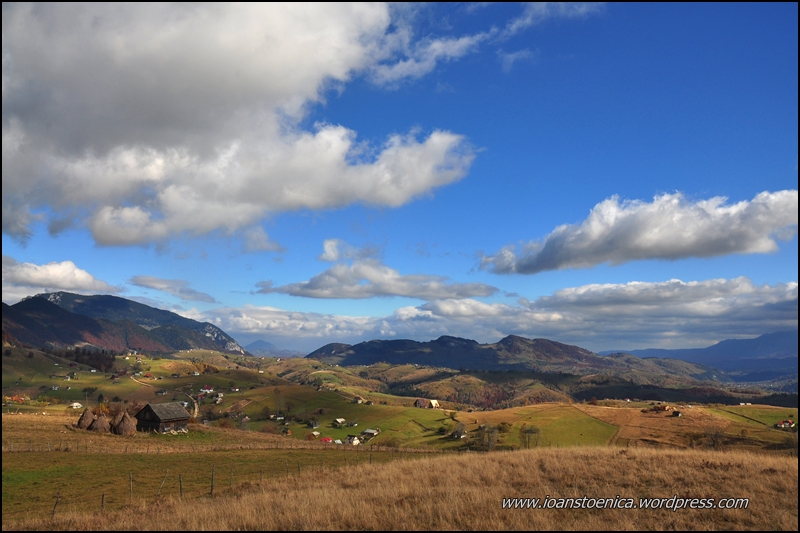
(2, 3, 798, 354)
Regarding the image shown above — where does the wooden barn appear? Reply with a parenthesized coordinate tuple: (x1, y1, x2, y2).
(135, 402, 190, 434)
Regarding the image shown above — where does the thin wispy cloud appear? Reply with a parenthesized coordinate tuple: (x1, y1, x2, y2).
(481, 190, 798, 274)
(130, 275, 217, 303)
(502, 2, 606, 38)
(498, 48, 538, 72)
(256, 258, 498, 300)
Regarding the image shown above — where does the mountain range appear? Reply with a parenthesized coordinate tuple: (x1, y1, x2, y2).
(307, 334, 730, 383)
(2, 292, 245, 355)
(599, 331, 798, 382)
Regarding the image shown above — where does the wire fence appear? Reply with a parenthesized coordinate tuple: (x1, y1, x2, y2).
(3, 443, 478, 521)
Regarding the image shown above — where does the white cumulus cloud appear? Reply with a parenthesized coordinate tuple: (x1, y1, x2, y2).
(2, 4, 476, 247)
(482, 190, 799, 274)
(2, 255, 121, 303)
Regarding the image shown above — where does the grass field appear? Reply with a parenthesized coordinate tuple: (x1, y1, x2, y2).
(3, 445, 797, 531)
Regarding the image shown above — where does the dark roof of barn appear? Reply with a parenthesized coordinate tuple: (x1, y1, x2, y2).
(136, 402, 190, 422)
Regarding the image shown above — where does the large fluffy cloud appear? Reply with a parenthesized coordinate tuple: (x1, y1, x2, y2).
(2, 4, 476, 246)
(208, 276, 797, 352)
(2, 255, 121, 303)
(482, 190, 798, 274)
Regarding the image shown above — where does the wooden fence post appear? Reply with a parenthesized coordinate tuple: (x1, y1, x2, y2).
(157, 470, 169, 497)
(211, 465, 215, 496)
(180, 474, 183, 499)
(51, 490, 60, 520)
(129, 473, 133, 504)
(101, 493, 105, 513)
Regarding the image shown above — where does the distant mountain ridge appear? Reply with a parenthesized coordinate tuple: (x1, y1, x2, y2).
(3, 292, 245, 354)
(599, 331, 798, 382)
(306, 334, 729, 383)
(245, 339, 304, 358)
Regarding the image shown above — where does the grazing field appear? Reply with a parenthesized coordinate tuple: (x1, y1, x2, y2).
(3, 445, 797, 531)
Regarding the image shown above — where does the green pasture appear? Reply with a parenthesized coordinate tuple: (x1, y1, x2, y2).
(714, 405, 796, 427)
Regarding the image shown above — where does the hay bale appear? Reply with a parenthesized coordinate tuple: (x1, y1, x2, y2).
(112, 411, 137, 436)
(77, 408, 95, 430)
(87, 414, 111, 433)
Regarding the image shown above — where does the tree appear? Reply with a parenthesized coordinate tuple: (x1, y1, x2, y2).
(261, 405, 271, 420)
(521, 426, 541, 449)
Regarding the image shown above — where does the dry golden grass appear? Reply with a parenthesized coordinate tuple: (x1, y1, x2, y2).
(4, 446, 797, 531)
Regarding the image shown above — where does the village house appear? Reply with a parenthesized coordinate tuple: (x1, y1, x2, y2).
(414, 398, 429, 408)
(429, 399, 440, 409)
(776, 420, 795, 429)
(333, 418, 346, 428)
(452, 428, 467, 439)
(134, 402, 190, 434)
(199, 385, 214, 394)
(361, 428, 380, 440)
(345, 435, 361, 445)
(352, 396, 364, 404)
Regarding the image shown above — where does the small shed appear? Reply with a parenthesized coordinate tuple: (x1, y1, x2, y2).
(429, 400, 440, 409)
(134, 402, 190, 433)
(334, 418, 346, 427)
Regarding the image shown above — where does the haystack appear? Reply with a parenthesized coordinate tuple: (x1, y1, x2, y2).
(77, 408, 95, 430)
(87, 414, 111, 433)
(112, 411, 137, 436)
(110, 410, 125, 428)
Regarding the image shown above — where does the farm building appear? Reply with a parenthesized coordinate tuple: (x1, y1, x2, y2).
(134, 402, 190, 434)
(452, 429, 467, 439)
(334, 418, 346, 427)
(414, 398, 429, 408)
(776, 420, 795, 429)
(345, 435, 361, 445)
(352, 396, 364, 404)
(672, 411, 682, 417)
(429, 400, 440, 409)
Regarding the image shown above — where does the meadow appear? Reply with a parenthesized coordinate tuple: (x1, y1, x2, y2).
(3, 440, 797, 530)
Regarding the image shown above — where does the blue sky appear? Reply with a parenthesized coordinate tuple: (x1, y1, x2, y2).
(2, 3, 797, 353)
